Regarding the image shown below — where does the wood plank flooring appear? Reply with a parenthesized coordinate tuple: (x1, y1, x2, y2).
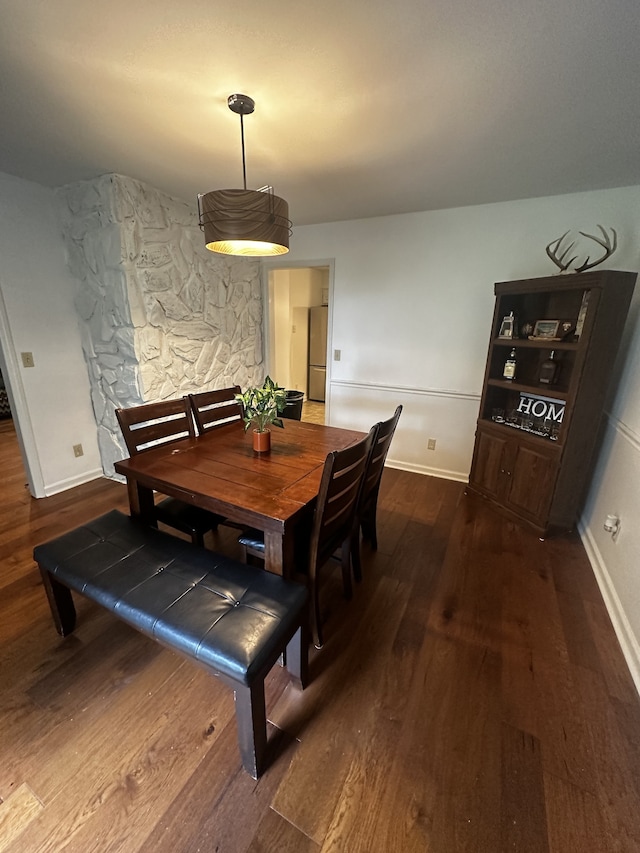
(1, 416, 640, 851)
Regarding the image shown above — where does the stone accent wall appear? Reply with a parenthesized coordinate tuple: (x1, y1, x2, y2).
(56, 173, 264, 477)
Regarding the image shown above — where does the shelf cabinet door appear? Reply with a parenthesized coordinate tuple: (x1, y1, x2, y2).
(470, 424, 558, 527)
(507, 442, 557, 521)
(471, 427, 510, 501)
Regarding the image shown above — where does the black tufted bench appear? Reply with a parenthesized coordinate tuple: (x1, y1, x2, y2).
(34, 510, 309, 779)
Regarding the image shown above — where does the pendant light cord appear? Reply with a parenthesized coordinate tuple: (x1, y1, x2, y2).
(240, 113, 247, 190)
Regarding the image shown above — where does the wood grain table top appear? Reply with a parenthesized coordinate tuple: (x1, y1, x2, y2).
(114, 419, 365, 575)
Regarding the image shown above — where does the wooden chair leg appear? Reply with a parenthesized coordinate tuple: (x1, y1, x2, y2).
(351, 533, 363, 583)
(361, 494, 379, 550)
(312, 585, 324, 650)
(341, 540, 353, 600)
(234, 681, 267, 780)
(38, 568, 76, 636)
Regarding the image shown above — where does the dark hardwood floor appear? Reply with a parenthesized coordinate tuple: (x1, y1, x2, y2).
(1, 416, 640, 852)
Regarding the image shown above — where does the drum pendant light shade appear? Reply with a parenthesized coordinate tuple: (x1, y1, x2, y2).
(198, 188, 290, 256)
(198, 94, 291, 257)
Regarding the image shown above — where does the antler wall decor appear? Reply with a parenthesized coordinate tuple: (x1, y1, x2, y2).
(545, 225, 618, 273)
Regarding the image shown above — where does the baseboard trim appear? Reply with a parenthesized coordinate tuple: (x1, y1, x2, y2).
(43, 467, 103, 497)
(386, 458, 469, 483)
(579, 517, 640, 699)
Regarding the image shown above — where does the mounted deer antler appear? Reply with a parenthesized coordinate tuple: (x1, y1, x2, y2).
(574, 225, 617, 272)
(546, 225, 617, 273)
(546, 231, 578, 272)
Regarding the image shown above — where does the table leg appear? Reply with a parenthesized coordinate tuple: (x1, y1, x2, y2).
(126, 478, 156, 525)
(263, 530, 284, 576)
(263, 528, 296, 578)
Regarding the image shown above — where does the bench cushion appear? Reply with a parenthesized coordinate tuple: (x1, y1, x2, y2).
(34, 510, 308, 687)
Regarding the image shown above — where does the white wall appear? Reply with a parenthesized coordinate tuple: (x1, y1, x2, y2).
(282, 186, 640, 475)
(579, 243, 640, 688)
(281, 184, 640, 690)
(0, 172, 101, 495)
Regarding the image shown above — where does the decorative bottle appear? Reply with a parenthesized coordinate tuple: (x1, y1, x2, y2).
(503, 348, 517, 381)
(539, 350, 558, 385)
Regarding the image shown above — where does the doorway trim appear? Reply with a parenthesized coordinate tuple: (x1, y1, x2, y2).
(261, 258, 334, 415)
(0, 282, 45, 496)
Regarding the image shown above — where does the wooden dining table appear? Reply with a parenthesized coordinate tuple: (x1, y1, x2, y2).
(114, 418, 365, 578)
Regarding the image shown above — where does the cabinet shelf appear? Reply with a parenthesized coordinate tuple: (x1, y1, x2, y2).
(492, 338, 579, 351)
(480, 416, 564, 445)
(468, 270, 636, 537)
(486, 378, 568, 400)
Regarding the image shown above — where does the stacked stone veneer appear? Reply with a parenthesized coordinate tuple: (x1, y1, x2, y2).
(56, 173, 263, 477)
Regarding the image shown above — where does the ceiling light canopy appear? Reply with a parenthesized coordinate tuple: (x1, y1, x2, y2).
(198, 94, 291, 257)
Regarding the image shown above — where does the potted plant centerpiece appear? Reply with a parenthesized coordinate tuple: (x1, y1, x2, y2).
(235, 376, 287, 453)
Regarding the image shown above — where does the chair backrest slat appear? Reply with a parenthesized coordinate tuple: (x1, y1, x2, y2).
(309, 429, 374, 574)
(359, 405, 402, 513)
(115, 398, 195, 456)
(188, 387, 242, 435)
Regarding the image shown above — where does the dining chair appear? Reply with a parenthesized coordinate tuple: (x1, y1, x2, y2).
(351, 405, 402, 583)
(239, 428, 374, 648)
(188, 386, 242, 435)
(115, 398, 223, 546)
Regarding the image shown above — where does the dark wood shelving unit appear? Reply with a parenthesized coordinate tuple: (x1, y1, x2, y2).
(467, 269, 636, 537)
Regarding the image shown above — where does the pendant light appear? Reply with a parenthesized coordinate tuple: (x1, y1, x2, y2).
(198, 94, 291, 256)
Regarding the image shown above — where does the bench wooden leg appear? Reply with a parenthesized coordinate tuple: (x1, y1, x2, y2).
(38, 568, 76, 636)
(234, 682, 267, 780)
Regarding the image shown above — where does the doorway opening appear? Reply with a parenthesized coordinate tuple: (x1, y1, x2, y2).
(0, 285, 43, 496)
(264, 263, 332, 425)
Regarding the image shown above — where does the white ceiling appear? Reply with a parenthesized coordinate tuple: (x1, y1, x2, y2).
(1, 0, 640, 226)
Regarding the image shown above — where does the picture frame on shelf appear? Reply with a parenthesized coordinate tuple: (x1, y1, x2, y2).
(530, 319, 560, 340)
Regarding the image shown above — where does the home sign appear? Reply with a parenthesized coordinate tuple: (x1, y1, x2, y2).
(516, 393, 565, 423)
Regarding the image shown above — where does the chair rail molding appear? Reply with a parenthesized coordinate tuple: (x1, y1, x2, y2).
(608, 412, 640, 452)
(330, 378, 481, 402)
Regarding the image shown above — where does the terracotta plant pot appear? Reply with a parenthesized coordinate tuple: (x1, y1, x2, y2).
(252, 428, 271, 453)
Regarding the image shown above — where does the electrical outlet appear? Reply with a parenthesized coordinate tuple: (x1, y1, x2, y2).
(73, 444, 84, 458)
(427, 438, 436, 451)
(21, 352, 35, 368)
(334, 349, 341, 361)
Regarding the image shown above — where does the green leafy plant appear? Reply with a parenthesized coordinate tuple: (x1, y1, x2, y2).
(235, 376, 287, 433)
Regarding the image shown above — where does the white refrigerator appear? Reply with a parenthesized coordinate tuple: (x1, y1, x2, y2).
(308, 305, 328, 402)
